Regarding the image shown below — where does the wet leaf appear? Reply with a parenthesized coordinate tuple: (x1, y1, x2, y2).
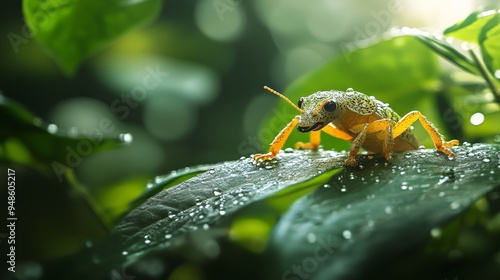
(130, 163, 226, 208)
(23, 0, 162, 74)
(270, 144, 500, 280)
(72, 150, 345, 279)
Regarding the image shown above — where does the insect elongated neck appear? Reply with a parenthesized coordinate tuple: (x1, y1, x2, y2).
(263, 86, 304, 113)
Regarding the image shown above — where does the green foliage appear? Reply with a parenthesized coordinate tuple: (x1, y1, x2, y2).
(22, 0, 162, 75)
(0, 95, 125, 175)
(3, 5, 500, 280)
(445, 10, 500, 79)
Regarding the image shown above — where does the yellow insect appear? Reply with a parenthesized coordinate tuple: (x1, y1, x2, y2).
(253, 86, 459, 166)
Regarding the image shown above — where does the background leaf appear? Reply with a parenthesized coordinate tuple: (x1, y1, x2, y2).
(479, 14, 500, 79)
(0, 95, 126, 174)
(444, 10, 498, 43)
(22, 0, 162, 74)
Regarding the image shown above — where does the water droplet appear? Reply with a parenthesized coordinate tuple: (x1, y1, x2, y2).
(284, 147, 294, 153)
(203, 224, 210, 230)
(164, 234, 172, 239)
(442, 167, 455, 179)
(306, 232, 316, 243)
(439, 192, 445, 197)
(119, 133, 133, 144)
(91, 255, 101, 264)
(323, 184, 331, 188)
(209, 170, 215, 174)
(470, 112, 485, 126)
(213, 188, 222, 196)
(483, 158, 491, 163)
(342, 230, 352, 239)
(219, 210, 226, 215)
(384, 206, 393, 214)
(47, 123, 58, 134)
(346, 88, 354, 93)
(450, 201, 460, 210)
(84, 240, 93, 248)
(144, 239, 151, 244)
(461, 42, 471, 51)
(463, 142, 471, 147)
(430, 228, 441, 238)
(122, 251, 129, 256)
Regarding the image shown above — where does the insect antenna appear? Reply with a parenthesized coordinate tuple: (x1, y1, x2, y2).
(263, 86, 304, 113)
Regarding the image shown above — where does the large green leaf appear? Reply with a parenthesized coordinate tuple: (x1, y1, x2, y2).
(66, 145, 500, 279)
(270, 144, 500, 280)
(260, 36, 440, 153)
(67, 149, 344, 279)
(23, 0, 162, 74)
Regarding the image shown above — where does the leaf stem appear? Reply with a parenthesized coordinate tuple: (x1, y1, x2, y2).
(468, 49, 500, 104)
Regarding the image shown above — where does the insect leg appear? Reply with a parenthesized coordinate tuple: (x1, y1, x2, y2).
(393, 111, 459, 158)
(345, 123, 369, 166)
(354, 119, 395, 162)
(295, 130, 321, 150)
(321, 123, 353, 141)
(253, 116, 300, 163)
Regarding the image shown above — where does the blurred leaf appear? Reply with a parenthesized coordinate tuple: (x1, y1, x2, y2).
(0, 96, 125, 176)
(444, 10, 498, 43)
(23, 0, 162, 75)
(270, 144, 500, 280)
(479, 14, 500, 80)
(260, 36, 440, 153)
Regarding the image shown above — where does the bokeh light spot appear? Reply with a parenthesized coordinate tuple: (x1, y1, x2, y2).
(195, 0, 246, 42)
(470, 112, 485, 126)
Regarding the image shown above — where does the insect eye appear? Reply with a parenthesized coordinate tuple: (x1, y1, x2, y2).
(323, 100, 337, 112)
(297, 97, 304, 109)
